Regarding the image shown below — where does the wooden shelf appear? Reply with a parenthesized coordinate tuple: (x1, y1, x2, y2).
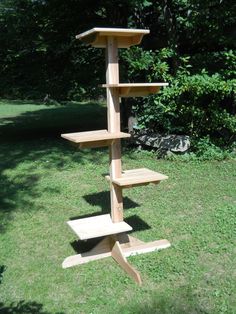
(67, 214, 132, 240)
(76, 28, 150, 48)
(61, 129, 130, 148)
(106, 168, 168, 188)
(102, 83, 168, 97)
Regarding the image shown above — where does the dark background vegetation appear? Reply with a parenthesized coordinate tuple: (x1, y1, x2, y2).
(0, 0, 235, 150)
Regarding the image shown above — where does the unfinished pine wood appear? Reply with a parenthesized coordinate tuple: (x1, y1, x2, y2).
(111, 241, 142, 285)
(62, 235, 170, 270)
(61, 129, 130, 148)
(79, 140, 112, 149)
(76, 28, 150, 48)
(122, 239, 171, 256)
(62, 27, 171, 285)
(106, 36, 124, 223)
(62, 236, 112, 268)
(102, 83, 168, 97)
(106, 168, 168, 188)
(67, 214, 132, 240)
(114, 234, 145, 247)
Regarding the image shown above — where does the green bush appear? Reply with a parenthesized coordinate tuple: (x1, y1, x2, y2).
(121, 47, 236, 150)
(194, 136, 232, 161)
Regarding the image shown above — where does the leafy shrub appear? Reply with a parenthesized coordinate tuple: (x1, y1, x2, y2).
(191, 50, 236, 79)
(194, 136, 231, 161)
(121, 47, 236, 150)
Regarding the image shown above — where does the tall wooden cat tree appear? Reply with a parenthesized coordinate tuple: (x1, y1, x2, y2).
(61, 28, 170, 285)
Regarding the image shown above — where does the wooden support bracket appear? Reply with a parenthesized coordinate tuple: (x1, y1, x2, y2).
(111, 241, 142, 285)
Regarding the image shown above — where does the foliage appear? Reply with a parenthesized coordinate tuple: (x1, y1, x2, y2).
(166, 137, 236, 162)
(193, 136, 232, 160)
(121, 46, 236, 148)
(139, 73, 235, 144)
(0, 0, 235, 150)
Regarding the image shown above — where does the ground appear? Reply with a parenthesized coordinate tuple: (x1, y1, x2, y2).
(0, 100, 235, 314)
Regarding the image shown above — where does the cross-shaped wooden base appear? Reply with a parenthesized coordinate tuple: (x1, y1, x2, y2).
(62, 234, 170, 285)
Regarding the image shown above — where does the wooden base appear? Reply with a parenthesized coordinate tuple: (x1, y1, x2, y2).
(62, 234, 170, 285)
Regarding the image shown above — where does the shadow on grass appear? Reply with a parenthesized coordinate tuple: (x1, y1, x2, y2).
(0, 100, 107, 233)
(83, 191, 140, 212)
(126, 215, 151, 232)
(119, 287, 206, 314)
(0, 251, 63, 313)
(0, 265, 6, 284)
(0, 100, 106, 139)
(70, 236, 107, 254)
(0, 301, 64, 314)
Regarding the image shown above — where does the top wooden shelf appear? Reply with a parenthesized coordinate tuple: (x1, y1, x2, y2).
(76, 28, 150, 48)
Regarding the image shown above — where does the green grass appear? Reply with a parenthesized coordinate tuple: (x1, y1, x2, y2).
(0, 99, 106, 138)
(0, 99, 236, 314)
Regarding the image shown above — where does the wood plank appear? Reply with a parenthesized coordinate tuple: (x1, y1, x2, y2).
(61, 130, 130, 144)
(103, 83, 168, 87)
(122, 239, 171, 257)
(79, 140, 112, 149)
(76, 28, 150, 48)
(111, 241, 142, 285)
(116, 234, 145, 248)
(119, 87, 160, 97)
(106, 36, 124, 223)
(67, 214, 132, 240)
(102, 83, 168, 97)
(106, 168, 168, 187)
(62, 237, 170, 270)
(86, 36, 145, 48)
(62, 251, 111, 268)
(77, 28, 150, 39)
(62, 237, 112, 268)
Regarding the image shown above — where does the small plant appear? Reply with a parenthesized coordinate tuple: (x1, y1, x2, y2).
(194, 136, 233, 161)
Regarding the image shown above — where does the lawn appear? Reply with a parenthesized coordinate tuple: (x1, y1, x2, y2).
(0, 100, 235, 314)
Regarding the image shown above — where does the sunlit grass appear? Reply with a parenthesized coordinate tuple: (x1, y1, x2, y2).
(0, 100, 235, 314)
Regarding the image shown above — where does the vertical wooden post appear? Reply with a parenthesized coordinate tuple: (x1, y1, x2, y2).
(106, 37, 123, 223)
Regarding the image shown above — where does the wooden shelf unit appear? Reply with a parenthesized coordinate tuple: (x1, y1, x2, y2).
(102, 83, 169, 97)
(61, 27, 170, 285)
